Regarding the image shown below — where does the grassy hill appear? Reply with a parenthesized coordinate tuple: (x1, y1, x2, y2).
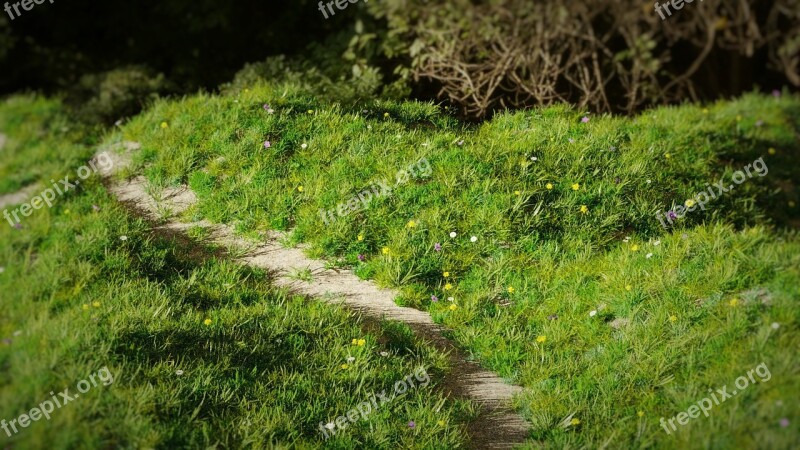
(113, 82, 800, 449)
(0, 96, 473, 449)
(1, 84, 798, 448)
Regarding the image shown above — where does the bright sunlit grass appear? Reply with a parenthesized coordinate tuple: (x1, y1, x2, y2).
(116, 82, 800, 448)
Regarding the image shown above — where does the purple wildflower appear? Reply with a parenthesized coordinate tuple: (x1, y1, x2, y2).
(772, 89, 781, 98)
(667, 211, 677, 221)
(358, 254, 365, 262)
(779, 418, 789, 428)
(408, 421, 416, 429)
(13, 223, 22, 230)
(581, 116, 590, 123)
(434, 243, 442, 252)
(263, 140, 271, 149)
(431, 295, 438, 302)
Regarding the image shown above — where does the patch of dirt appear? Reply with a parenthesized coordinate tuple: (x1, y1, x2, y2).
(0, 184, 42, 210)
(608, 318, 630, 329)
(99, 142, 531, 449)
(739, 287, 773, 306)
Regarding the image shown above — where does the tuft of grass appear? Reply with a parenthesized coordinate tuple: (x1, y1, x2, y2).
(287, 266, 314, 282)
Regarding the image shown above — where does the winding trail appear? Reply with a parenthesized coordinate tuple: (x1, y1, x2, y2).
(97, 142, 531, 449)
(0, 184, 41, 210)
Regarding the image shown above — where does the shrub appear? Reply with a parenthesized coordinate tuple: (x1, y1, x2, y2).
(68, 66, 173, 125)
(363, 0, 800, 118)
(222, 28, 412, 106)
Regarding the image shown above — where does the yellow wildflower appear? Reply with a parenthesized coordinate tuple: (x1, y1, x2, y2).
(449, 304, 457, 311)
(571, 183, 580, 191)
(203, 319, 212, 326)
(546, 183, 553, 190)
(536, 335, 546, 343)
(444, 283, 453, 291)
(580, 205, 588, 214)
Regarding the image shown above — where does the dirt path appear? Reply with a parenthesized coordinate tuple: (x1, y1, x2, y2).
(97, 143, 531, 449)
(0, 184, 41, 210)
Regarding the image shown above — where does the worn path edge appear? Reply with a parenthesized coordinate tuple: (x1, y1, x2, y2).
(97, 142, 532, 449)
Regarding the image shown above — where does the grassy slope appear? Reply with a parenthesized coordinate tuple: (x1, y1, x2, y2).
(0, 95, 473, 449)
(0, 96, 98, 194)
(121, 82, 800, 449)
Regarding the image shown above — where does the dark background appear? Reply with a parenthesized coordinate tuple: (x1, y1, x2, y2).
(0, 0, 343, 93)
(0, 0, 796, 119)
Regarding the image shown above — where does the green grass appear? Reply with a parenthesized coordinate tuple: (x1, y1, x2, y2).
(117, 81, 800, 449)
(0, 96, 474, 449)
(0, 95, 98, 195)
